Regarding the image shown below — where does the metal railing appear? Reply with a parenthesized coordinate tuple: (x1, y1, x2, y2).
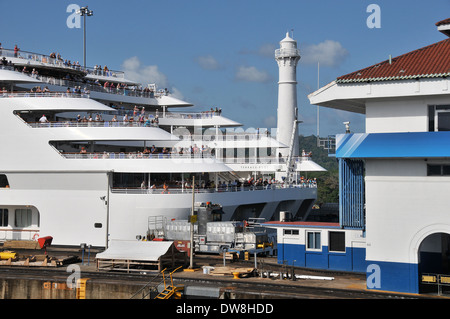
(28, 120, 159, 128)
(187, 133, 271, 141)
(27, 73, 168, 99)
(1, 48, 124, 79)
(162, 111, 221, 119)
(1, 52, 168, 99)
(421, 273, 450, 295)
(60, 151, 311, 165)
(275, 48, 300, 59)
(111, 182, 316, 195)
(1, 91, 88, 98)
(61, 152, 214, 160)
(221, 156, 312, 164)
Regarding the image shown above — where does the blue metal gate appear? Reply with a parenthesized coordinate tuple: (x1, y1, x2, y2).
(339, 159, 365, 229)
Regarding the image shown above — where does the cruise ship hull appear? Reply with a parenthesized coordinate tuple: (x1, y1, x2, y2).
(0, 171, 316, 246)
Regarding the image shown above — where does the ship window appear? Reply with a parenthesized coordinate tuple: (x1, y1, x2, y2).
(14, 209, 32, 227)
(329, 231, 345, 252)
(427, 164, 450, 176)
(306, 231, 321, 250)
(0, 174, 9, 188)
(0, 209, 8, 227)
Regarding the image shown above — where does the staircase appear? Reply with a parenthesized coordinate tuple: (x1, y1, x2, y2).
(130, 266, 184, 299)
(154, 284, 182, 300)
(285, 120, 299, 185)
(154, 266, 184, 299)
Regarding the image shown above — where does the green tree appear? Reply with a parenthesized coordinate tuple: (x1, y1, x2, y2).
(298, 135, 339, 204)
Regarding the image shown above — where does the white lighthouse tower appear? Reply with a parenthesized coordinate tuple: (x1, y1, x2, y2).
(275, 31, 300, 158)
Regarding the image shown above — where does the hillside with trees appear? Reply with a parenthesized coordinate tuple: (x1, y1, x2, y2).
(298, 135, 339, 205)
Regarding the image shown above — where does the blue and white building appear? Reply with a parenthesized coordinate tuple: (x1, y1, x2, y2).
(267, 18, 450, 294)
(264, 220, 367, 273)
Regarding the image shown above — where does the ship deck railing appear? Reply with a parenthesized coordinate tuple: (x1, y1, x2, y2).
(222, 156, 312, 164)
(1, 48, 125, 79)
(27, 120, 159, 128)
(110, 109, 224, 120)
(60, 152, 215, 160)
(1, 91, 89, 98)
(111, 183, 317, 195)
(59, 152, 312, 164)
(29, 74, 168, 99)
(0, 64, 168, 99)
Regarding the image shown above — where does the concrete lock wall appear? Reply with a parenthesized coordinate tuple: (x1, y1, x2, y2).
(0, 278, 143, 299)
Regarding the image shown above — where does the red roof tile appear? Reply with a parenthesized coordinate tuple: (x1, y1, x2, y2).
(336, 38, 450, 83)
(436, 18, 450, 26)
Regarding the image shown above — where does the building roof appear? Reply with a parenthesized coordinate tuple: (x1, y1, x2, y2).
(336, 131, 450, 159)
(264, 221, 340, 228)
(436, 18, 450, 37)
(336, 38, 450, 83)
(436, 18, 450, 26)
(96, 240, 177, 261)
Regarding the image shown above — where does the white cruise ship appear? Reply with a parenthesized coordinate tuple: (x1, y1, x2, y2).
(0, 36, 324, 247)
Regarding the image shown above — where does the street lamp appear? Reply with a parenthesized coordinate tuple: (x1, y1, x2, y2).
(76, 6, 93, 69)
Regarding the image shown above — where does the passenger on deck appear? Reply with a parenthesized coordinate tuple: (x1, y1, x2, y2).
(39, 114, 49, 123)
(14, 44, 19, 57)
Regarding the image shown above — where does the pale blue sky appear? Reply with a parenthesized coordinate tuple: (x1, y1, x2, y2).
(1, 0, 448, 136)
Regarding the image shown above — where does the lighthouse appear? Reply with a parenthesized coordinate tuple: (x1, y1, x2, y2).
(275, 32, 300, 158)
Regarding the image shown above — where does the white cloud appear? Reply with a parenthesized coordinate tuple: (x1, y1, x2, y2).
(169, 87, 185, 101)
(235, 66, 270, 83)
(301, 40, 349, 67)
(121, 56, 168, 88)
(257, 43, 276, 57)
(195, 55, 221, 70)
(239, 43, 276, 58)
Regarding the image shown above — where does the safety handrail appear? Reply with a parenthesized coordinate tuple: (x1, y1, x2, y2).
(129, 269, 166, 299)
(169, 266, 183, 288)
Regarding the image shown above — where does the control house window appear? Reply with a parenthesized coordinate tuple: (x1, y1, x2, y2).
(306, 231, 321, 250)
(329, 231, 346, 252)
(427, 164, 450, 176)
(283, 229, 299, 236)
(428, 105, 450, 132)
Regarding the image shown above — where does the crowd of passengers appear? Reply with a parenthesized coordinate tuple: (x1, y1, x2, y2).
(1, 42, 170, 98)
(136, 176, 317, 192)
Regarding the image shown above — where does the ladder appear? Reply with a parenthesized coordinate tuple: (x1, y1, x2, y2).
(285, 120, 299, 185)
(154, 266, 184, 299)
(76, 278, 89, 299)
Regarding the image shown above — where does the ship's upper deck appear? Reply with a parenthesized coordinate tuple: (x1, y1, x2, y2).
(0, 48, 193, 108)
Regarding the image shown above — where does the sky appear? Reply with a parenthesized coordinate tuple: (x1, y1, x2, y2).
(0, 0, 449, 137)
